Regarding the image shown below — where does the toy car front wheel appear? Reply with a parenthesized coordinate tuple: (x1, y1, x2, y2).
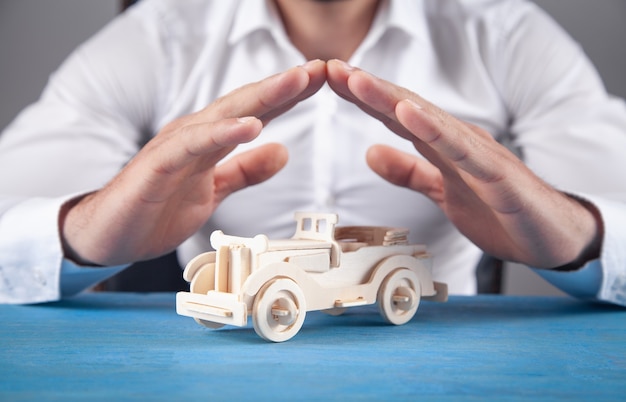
(252, 278, 307, 342)
(377, 268, 421, 325)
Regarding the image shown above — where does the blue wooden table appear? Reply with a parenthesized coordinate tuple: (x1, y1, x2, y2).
(1, 293, 624, 401)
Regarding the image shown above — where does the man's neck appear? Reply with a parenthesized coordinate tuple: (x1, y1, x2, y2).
(274, 0, 381, 61)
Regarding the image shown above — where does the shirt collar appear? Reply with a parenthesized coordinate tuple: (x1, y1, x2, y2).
(228, 0, 429, 48)
(229, 0, 279, 45)
(385, 0, 429, 43)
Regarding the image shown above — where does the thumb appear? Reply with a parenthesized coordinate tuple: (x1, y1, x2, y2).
(213, 143, 289, 203)
(366, 144, 444, 205)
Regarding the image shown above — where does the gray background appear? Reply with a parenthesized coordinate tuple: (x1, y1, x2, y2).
(1, 0, 624, 295)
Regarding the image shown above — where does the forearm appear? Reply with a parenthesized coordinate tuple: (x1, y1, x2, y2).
(552, 194, 603, 271)
(532, 194, 626, 306)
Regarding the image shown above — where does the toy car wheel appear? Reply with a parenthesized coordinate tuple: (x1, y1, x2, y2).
(189, 263, 216, 295)
(252, 278, 306, 342)
(377, 268, 421, 325)
(194, 318, 225, 329)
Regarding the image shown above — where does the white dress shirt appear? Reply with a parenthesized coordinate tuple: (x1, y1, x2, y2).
(1, 0, 626, 305)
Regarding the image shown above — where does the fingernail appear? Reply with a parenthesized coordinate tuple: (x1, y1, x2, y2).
(237, 116, 256, 124)
(300, 59, 322, 71)
(333, 59, 356, 72)
(404, 99, 423, 110)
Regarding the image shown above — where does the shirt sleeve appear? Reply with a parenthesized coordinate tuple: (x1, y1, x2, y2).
(0, 196, 127, 304)
(491, 2, 626, 305)
(0, 197, 62, 304)
(0, 6, 167, 303)
(60, 259, 128, 299)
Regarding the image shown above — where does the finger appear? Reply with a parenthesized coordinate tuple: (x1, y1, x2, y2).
(396, 99, 535, 212)
(366, 144, 444, 205)
(334, 61, 509, 179)
(326, 59, 411, 139)
(213, 143, 289, 204)
(395, 99, 506, 181)
(328, 61, 525, 202)
(201, 60, 327, 125)
(326, 59, 362, 105)
(395, 99, 538, 216)
(150, 116, 264, 176)
(283, 59, 327, 109)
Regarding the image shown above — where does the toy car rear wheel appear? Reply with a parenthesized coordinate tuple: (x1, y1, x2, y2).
(377, 268, 421, 325)
(252, 278, 306, 342)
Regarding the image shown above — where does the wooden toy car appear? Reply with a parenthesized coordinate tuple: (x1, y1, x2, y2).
(176, 212, 447, 342)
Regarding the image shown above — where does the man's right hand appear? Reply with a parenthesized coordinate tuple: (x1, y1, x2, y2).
(60, 60, 326, 266)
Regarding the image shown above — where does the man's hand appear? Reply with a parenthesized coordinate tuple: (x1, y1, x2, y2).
(61, 60, 327, 266)
(326, 59, 602, 269)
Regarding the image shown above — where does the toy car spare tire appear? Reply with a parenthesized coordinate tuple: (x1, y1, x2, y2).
(377, 268, 421, 325)
(252, 278, 307, 342)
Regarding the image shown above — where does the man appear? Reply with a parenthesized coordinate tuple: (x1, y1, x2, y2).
(1, 0, 625, 304)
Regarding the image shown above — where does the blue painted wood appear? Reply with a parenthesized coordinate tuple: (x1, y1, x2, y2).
(1, 293, 624, 401)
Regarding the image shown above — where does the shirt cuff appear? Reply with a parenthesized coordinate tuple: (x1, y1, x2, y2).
(592, 195, 626, 306)
(0, 197, 68, 304)
(533, 259, 602, 300)
(0, 195, 128, 304)
(60, 258, 128, 297)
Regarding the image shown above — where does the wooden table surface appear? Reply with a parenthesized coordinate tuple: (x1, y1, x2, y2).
(1, 293, 624, 401)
